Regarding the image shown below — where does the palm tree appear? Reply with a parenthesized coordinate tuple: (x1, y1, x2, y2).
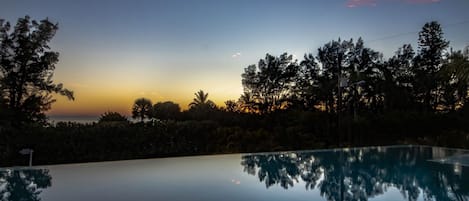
(132, 98, 153, 123)
(189, 90, 215, 109)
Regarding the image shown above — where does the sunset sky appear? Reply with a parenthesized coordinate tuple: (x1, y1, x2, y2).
(1, 0, 468, 116)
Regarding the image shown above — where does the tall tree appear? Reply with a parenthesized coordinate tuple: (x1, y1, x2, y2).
(306, 38, 382, 114)
(315, 38, 353, 113)
(296, 53, 321, 110)
(132, 98, 152, 122)
(241, 53, 298, 113)
(0, 16, 74, 124)
(382, 44, 416, 111)
(345, 38, 383, 114)
(413, 21, 449, 111)
(439, 50, 469, 110)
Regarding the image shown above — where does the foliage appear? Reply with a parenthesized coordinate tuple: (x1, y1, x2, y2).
(189, 90, 216, 109)
(0, 16, 74, 124)
(187, 90, 217, 120)
(438, 50, 469, 110)
(132, 97, 152, 122)
(2, 110, 468, 167)
(382, 44, 415, 111)
(239, 22, 467, 115)
(98, 111, 129, 125)
(223, 100, 238, 112)
(241, 53, 298, 113)
(412, 21, 450, 111)
(152, 101, 181, 120)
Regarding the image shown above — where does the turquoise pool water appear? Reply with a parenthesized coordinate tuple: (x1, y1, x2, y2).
(1, 145, 468, 201)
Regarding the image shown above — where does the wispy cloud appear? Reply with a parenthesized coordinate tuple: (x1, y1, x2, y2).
(404, 0, 440, 4)
(231, 52, 242, 58)
(346, 0, 377, 8)
(345, 0, 441, 8)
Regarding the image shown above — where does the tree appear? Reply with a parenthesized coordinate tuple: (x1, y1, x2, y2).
(153, 101, 181, 120)
(296, 53, 321, 110)
(382, 44, 416, 111)
(241, 53, 298, 113)
(132, 98, 152, 122)
(0, 16, 74, 124)
(413, 21, 449, 111)
(189, 90, 216, 110)
(238, 92, 255, 113)
(439, 50, 469, 110)
(224, 100, 238, 112)
(315, 38, 353, 113)
(98, 111, 128, 123)
(187, 90, 217, 120)
(346, 38, 382, 114)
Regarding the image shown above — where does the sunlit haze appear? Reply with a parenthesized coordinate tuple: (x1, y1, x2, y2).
(2, 0, 468, 116)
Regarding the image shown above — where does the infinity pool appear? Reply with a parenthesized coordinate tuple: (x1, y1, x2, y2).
(1, 145, 468, 201)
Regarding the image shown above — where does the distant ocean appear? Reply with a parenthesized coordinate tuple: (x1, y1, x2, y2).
(48, 116, 98, 124)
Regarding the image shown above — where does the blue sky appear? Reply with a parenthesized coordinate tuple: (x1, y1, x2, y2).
(1, 0, 468, 115)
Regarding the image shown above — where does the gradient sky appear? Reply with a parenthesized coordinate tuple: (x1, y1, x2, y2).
(1, 0, 468, 116)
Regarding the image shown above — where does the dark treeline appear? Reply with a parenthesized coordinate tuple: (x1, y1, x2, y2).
(1, 17, 469, 166)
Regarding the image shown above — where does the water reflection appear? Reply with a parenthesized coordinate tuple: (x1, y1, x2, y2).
(241, 146, 469, 201)
(0, 169, 51, 201)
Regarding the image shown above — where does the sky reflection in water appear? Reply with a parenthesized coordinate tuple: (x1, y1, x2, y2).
(1, 145, 468, 201)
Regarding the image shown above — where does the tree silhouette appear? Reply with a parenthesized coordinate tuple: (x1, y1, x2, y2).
(345, 38, 382, 114)
(295, 53, 321, 110)
(98, 111, 129, 123)
(238, 92, 255, 113)
(0, 16, 74, 124)
(153, 101, 181, 120)
(132, 98, 153, 122)
(241, 53, 298, 113)
(439, 50, 469, 110)
(189, 90, 216, 109)
(413, 21, 449, 111)
(223, 100, 238, 112)
(382, 44, 416, 111)
(315, 38, 353, 113)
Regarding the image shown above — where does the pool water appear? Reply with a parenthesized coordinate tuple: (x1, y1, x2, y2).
(1, 145, 468, 201)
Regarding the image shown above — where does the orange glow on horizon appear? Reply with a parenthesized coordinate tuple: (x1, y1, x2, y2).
(47, 86, 243, 116)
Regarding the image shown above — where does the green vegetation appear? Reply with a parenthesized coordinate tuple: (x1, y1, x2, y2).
(1, 17, 469, 166)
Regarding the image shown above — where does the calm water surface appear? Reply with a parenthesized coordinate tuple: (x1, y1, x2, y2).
(1, 145, 469, 201)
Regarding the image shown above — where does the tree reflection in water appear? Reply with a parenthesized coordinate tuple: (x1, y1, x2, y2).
(0, 169, 51, 201)
(241, 146, 469, 201)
